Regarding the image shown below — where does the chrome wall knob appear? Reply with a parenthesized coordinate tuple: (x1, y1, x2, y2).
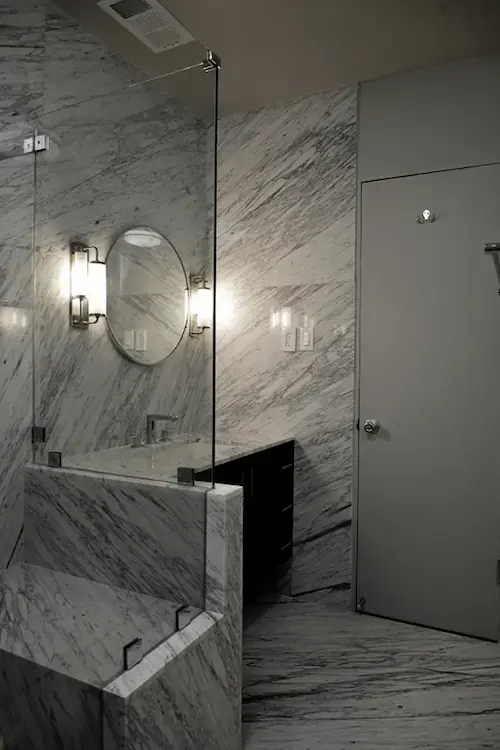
(364, 419, 380, 435)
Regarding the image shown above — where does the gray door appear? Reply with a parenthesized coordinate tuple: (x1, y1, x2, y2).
(357, 164, 500, 641)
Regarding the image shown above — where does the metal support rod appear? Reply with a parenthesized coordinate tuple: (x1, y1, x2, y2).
(211, 64, 219, 490)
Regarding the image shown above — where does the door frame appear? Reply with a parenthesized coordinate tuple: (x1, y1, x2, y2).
(350, 88, 362, 613)
(351, 150, 500, 638)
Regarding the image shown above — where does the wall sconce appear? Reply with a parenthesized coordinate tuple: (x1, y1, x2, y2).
(70, 242, 107, 327)
(189, 274, 212, 335)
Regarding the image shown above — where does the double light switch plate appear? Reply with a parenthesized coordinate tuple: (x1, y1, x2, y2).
(281, 326, 315, 352)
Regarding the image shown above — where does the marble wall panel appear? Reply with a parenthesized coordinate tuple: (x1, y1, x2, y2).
(217, 88, 356, 595)
(0, 563, 180, 688)
(0, 149, 34, 571)
(0, 650, 101, 750)
(25, 465, 207, 606)
(205, 484, 243, 748)
(0, 0, 41, 567)
(0, 1, 213, 562)
(34, 69, 211, 461)
(0, 155, 34, 306)
(0, 0, 44, 147)
(0, 306, 32, 568)
(113, 619, 239, 750)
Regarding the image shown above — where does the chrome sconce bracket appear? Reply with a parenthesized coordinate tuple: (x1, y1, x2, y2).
(70, 241, 106, 328)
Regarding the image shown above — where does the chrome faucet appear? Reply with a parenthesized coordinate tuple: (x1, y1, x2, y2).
(146, 414, 179, 444)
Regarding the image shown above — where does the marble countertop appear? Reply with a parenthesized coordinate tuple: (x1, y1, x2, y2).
(0, 564, 185, 688)
(64, 434, 294, 483)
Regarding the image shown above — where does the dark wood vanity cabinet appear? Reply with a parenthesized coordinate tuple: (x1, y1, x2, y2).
(195, 441, 294, 596)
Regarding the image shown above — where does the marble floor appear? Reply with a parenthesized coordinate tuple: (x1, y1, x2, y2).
(243, 600, 500, 749)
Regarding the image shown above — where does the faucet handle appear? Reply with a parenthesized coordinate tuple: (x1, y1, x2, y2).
(130, 430, 146, 447)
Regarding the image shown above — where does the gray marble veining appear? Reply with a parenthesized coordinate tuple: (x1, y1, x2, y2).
(34, 71, 212, 463)
(0, 305, 32, 568)
(204, 484, 244, 748)
(107, 615, 239, 750)
(105, 611, 221, 701)
(0, 155, 34, 306)
(0, 562, 180, 687)
(0, 0, 214, 564)
(243, 601, 500, 749)
(0, 650, 101, 750)
(103, 483, 243, 750)
(0, 1, 41, 567)
(217, 88, 356, 595)
(0, 0, 44, 141)
(7, 467, 243, 748)
(25, 465, 207, 606)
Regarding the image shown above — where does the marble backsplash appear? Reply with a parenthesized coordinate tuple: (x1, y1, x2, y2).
(217, 88, 356, 596)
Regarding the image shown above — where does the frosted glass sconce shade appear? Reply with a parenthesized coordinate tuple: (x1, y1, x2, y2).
(71, 251, 88, 298)
(189, 274, 212, 335)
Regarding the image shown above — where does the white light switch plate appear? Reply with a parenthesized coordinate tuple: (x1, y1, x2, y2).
(299, 326, 314, 351)
(281, 327, 297, 352)
(135, 329, 147, 351)
(124, 330, 135, 350)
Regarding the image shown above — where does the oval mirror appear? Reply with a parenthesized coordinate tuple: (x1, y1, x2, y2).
(106, 227, 188, 365)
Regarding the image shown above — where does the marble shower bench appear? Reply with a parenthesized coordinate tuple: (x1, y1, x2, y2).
(0, 466, 243, 749)
(0, 564, 190, 688)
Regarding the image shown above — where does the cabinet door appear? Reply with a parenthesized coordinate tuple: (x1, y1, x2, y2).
(252, 443, 295, 570)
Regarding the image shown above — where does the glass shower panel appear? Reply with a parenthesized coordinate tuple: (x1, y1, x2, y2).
(0, 127, 35, 568)
(32, 63, 217, 485)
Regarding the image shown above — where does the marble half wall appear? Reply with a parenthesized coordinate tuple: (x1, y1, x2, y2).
(2, 476, 242, 749)
(217, 88, 356, 595)
(103, 483, 243, 750)
(25, 464, 207, 607)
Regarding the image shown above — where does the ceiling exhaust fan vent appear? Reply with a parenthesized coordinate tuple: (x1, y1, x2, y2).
(97, 0, 195, 53)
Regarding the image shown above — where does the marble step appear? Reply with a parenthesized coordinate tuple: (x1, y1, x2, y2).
(0, 563, 186, 689)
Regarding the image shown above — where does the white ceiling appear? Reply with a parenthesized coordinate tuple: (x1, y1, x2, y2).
(57, 0, 500, 116)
